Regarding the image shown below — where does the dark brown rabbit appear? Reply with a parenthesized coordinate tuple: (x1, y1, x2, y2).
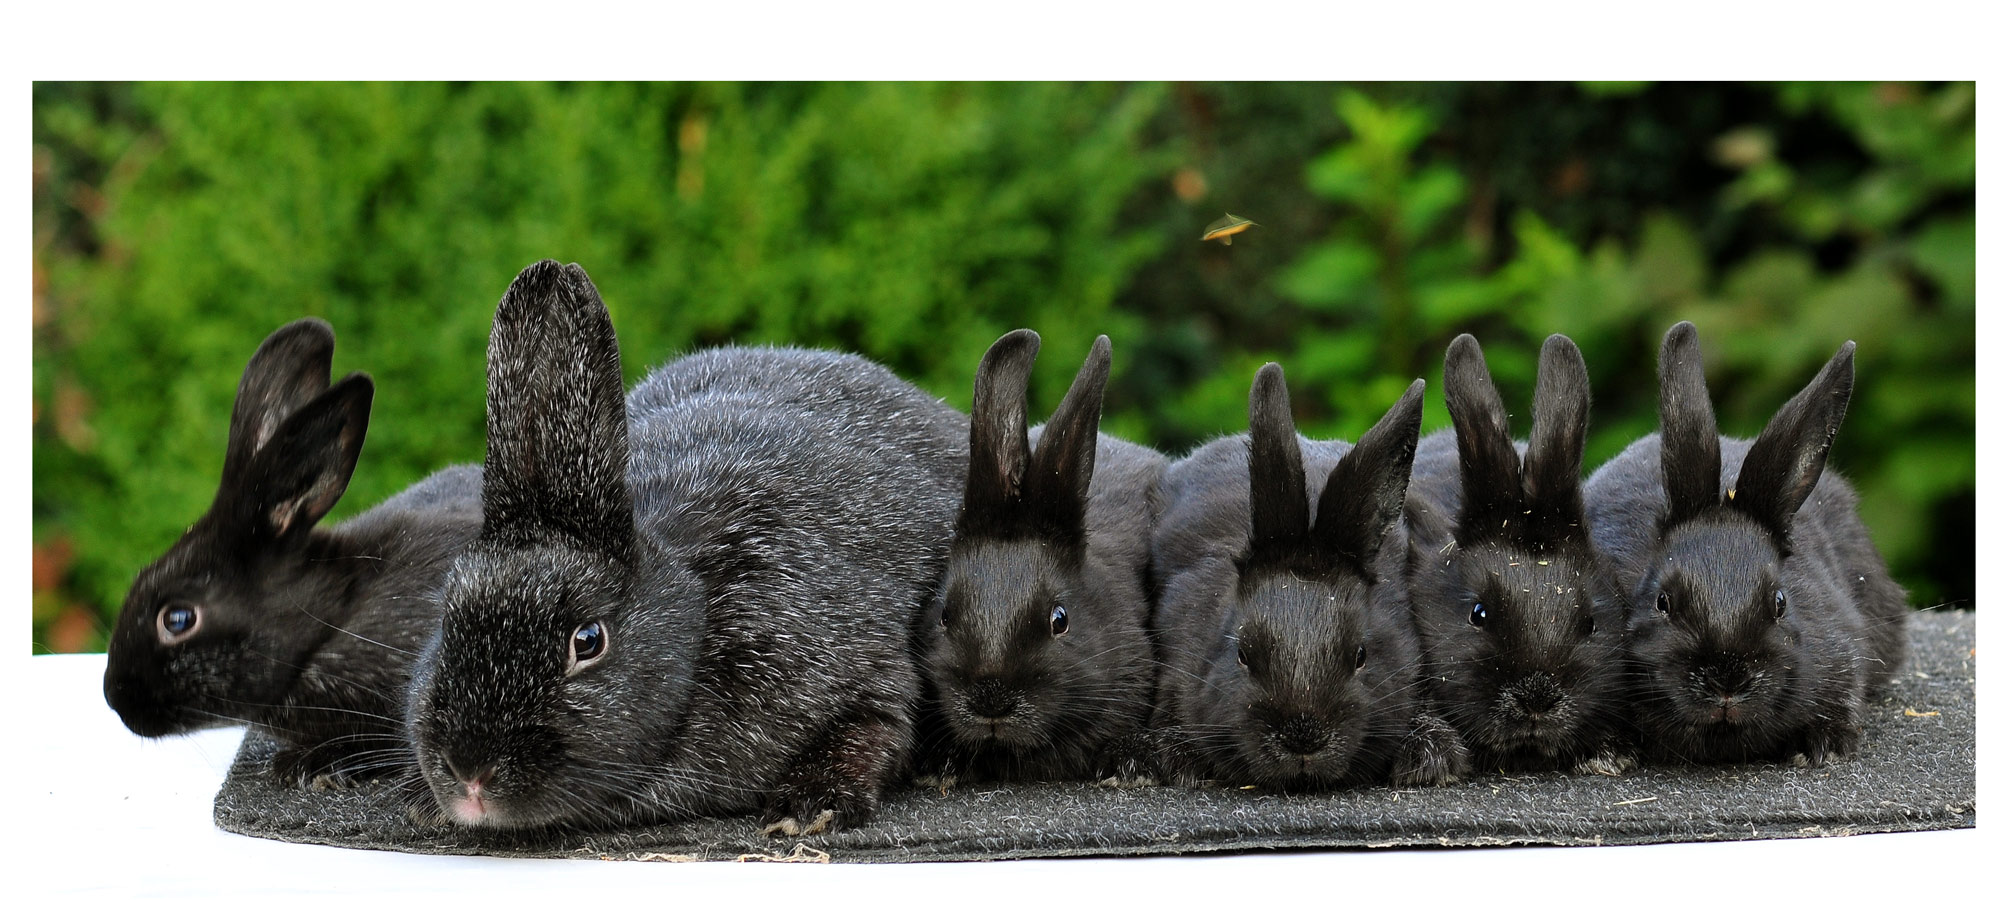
(1583, 321, 1908, 766)
(103, 319, 482, 784)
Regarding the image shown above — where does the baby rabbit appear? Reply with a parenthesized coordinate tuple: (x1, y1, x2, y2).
(1151, 364, 1467, 789)
(1583, 321, 1908, 766)
(102, 318, 483, 785)
(917, 330, 1164, 785)
(404, 261, 966, 837)
(1404, 334, 1632, 775)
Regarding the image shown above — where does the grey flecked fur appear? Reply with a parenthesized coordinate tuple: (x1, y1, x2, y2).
(404, 260, 967, 835)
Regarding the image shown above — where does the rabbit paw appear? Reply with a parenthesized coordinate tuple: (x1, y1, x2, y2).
(1796, 721, 1862, 767)
(1092, 730, 1161, 788)
(1572, 738, 1638, 777)
(758, 712, 904, 837)
(760, 809, 837, 838)
(1392, 713, 1470, 786)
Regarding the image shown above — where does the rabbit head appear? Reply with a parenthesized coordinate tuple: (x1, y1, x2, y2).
(406, 261, 702, 829)
(104, 319, 374, 739)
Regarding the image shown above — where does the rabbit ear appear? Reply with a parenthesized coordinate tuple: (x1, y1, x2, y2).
(1657, 321, 1721, 526)
(479, 260, 634, 558)
(1522, 334, 1591, 547)
(1314, 379, 1425, 575)
(222, 319, 336, 487)
(1247, 363, 1310, 559)
(226, 373, 373, 540)
(1442, 334, 1523, 540)
(1730, 341, 1855, 543)
(1024, 335, 1109, 531)
(963, 329, 1040, 518)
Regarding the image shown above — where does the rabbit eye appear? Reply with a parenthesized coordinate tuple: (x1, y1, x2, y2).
(567, 621, 609, 675)
(156, 605, 200, 644)
(1049, 605, 1069, 637)
(1353, 645, 1367, 671)
(1582, 615, 1598, 636)
(1236, 644, 1250, 669)
(1771, 589, 1787, 619)
(1468, 602, 1488, 628)
(1656, 591, 1671, 614)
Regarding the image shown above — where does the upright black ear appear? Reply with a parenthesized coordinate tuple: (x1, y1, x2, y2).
(1657, 321, 1721, 526)
(963, 329, 1040, 518)
(1442, 334, 1523, 539)
(1730, 341, 1855, 542)
(228, 373, 373, 541)
(1314, 378, 1425, 576)
(1523, 334, 1591, 547)
(479, 260, 634, 559)
(222, 319, 336, 487)
(1024, 334, 1109, 529)
(1247, 363, 1310, 559)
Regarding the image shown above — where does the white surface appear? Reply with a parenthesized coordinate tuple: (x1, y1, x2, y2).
(6, 652, 1989, 898)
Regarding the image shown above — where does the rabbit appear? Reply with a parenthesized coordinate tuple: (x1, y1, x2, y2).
(101, 318, 484, 786)
(1149, 363, 1468, 790)
(1582, 321, 1909, 766)
(1403, 334, 1633, 776)
(915, 329, 1165, 786)
(403, 260, 967, 837)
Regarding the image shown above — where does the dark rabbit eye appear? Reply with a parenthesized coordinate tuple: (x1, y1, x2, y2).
(567, 621, 609, 674)
(156, 605, 199, 644)
(1582, 616, 1598, 636)
(1469, 602, 1488, 628)
(1772, 589, 1787, 619)
(1353, 645, 1367, 671)
(1049, 605, 1069, 637)
(1656, 591, 1670, 614)
(1236, 644, 1250, 668)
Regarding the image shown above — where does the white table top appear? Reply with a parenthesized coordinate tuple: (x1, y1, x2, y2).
(7, 652, 1987, 898)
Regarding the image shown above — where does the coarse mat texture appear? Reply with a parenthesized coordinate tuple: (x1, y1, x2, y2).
(213, 610, 1975, 862)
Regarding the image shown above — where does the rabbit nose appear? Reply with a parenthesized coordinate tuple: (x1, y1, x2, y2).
(1509, 676, 1564, 718)
(966, 679, 1019, 720)
(444, 755, 497, 791)
(1275, 716, 1328, 756)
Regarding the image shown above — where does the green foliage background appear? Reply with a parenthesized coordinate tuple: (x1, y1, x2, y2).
(30, 82, 1974, 652)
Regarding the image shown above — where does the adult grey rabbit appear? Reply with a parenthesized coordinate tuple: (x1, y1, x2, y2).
(102, 318, 483, 785)
(1583, 321, 1908, 766)
(404, 260, 966, 836)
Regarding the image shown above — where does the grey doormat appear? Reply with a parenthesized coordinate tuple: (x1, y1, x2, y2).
(213, 610, 1975, 862)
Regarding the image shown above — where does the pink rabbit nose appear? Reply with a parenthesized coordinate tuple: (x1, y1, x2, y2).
(445, 756, 497, 792)
(1710, 695, 1744, 724)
